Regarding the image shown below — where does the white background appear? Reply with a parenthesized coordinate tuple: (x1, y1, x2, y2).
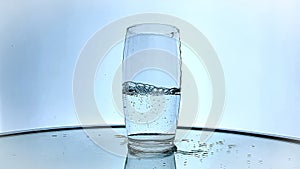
(0, 0, 299, 138)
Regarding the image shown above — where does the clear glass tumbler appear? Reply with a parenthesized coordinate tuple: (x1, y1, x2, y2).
(122, 23, 182, 153)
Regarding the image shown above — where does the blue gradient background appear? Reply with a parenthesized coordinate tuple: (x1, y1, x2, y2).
(0, 0, 299, 137)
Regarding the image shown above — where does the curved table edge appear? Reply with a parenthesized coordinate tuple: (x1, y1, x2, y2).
(0, 125, 299, 144)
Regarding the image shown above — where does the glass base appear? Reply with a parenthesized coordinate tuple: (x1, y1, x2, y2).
(127, 133, 177, 155)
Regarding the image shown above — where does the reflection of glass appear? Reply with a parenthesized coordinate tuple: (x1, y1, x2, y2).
(124, 150, 176, 169)
(122, 23, 182, 153)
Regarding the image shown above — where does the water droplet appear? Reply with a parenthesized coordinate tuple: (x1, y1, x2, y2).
(181, 139, 189, 142)
(202, 151, 208, 157)
(218, 140, 224, 145)
(228, 144, 236, 149)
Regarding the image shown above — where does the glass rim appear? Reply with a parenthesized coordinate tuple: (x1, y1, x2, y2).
(126, 23, 180, 39)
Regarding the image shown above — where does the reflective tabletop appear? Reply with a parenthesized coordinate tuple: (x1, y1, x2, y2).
(0, 126, 299, 169)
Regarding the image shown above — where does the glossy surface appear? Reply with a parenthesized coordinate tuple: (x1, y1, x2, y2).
(0, 126, 299, 169)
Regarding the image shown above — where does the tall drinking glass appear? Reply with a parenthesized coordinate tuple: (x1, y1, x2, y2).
(122, 23, 182, 153)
